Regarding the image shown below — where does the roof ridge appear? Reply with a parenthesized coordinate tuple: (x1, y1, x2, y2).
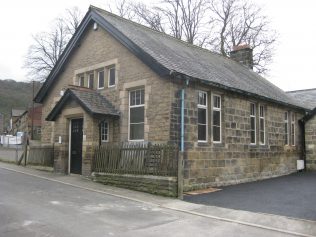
(90, 5, 230, 60)
(286, 88, 316, 93)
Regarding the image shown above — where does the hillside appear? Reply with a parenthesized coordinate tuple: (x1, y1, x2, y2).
(0, 79, 42, 128)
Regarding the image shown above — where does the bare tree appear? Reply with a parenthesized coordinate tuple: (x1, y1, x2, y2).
(132, 0, 208, 45)
(25, 7, 83, 81)
(115, 0, 276, 74)
(208, 0, 277, 73)
(107, 0, 135, 19)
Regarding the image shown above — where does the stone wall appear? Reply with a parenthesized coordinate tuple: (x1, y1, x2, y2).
(170, 81, 304, 191)
(41, 24, 173, 145)
(305, 115, 316, 170)
(92, 172, 178, 197)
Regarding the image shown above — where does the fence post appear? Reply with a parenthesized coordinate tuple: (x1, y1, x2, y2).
(24, 135, 28, 166)
(178, 151, 184, 199)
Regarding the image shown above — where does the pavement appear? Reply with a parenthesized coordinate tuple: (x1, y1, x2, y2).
(0, 162, 315, 237)
(184, 172, 316, 221)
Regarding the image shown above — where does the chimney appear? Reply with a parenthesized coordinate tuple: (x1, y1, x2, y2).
(230, 44, 253, 70)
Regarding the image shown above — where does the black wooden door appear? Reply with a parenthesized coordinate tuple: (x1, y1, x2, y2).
(70, 118, 83, 174)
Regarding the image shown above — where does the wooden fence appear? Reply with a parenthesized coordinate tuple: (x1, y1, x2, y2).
(27, 144, 54, 167)
(93, 143, 178, 176)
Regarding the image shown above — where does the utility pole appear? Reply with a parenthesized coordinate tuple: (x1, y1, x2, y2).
(31, 80, 34, 140)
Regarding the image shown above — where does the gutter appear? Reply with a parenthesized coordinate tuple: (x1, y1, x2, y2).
(170, 70, 307, 112)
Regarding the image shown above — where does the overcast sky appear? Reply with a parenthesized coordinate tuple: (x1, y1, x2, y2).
(0, 0, 315, 91)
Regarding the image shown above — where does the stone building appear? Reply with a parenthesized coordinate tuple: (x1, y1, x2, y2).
(34, 6, 310, 191)
(14, 105, 43, 140)
(287, 89, 316, 170)
(10, 109, 26, 134)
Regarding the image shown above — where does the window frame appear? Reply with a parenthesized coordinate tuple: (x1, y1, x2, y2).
(250, 102, 256, 145)
(284, 111, 289, 145)
(88, 73, 94, 89)
(128, 88, 145, 141)
(108, 66, 116, 88)
(291, 112, 295, 146)
(212, 94, 221, 143)
(259, 105, 265, 145)
(78, 75, 84, 87)
(97, 70, 105, 89)
(197, 91, 208, 143)
(100, 120, 109, 142)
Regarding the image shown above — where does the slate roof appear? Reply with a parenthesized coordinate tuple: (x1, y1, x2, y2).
(11, 109, 26, 117)
(286, 88, 316, 110)
(93, 7, 307, 109)
(46, 87, 120, 121)
(35, 5, 306, 110)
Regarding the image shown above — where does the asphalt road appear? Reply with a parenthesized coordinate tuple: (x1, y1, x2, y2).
(0, 167, 297, 237)
(184, 172, 316, 221)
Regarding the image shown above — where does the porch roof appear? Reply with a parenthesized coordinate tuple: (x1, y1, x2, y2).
(46, 87, 120, 121)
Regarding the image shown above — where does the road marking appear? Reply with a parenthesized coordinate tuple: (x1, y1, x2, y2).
(1, 165, 315, 237)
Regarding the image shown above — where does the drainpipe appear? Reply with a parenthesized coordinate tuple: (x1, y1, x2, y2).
(180, 78, 190, 152)
(299, 119, 306, 171)
(180, 88, 185, 152)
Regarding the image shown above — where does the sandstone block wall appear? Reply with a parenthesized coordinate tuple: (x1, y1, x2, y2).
(305, 116, 316, 170)
(92, 173, 178, 197)
(170, 81, 304, 191)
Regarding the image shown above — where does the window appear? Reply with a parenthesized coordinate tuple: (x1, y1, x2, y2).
(78, 75, 84, 87)
(284, 112, 289, 145)
(259, 105, 265, 145)
(98, 70, 105, 89)
(108, 67, 116, 87)
(88, 73, 94, 89)
(250, 103, 256, 144)
(197, 91, 207, 142)
(129, 89, 145, 140)
(100, 121, 109, 142)
(212, 95, 221, 143)
(291, 112, 295, 146)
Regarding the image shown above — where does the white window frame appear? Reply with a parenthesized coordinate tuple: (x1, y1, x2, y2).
(128, 88, 145, 142)
(97, 70, 105, 89)
(197, 91, 208, 142)
(284, 111, 289, 145)
(108, 66, 116, 88)
(259, 105, 265, 145)
(291, 112, 295, 146)
(88, 73, 94, 89)
(78, 75, 84, 87)
(100, 120, 109, 142)
(250, 103, 256, 145)
(212, 94, 221, 143)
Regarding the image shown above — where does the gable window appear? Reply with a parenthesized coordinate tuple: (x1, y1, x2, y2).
(259, 105, 265, 145)
(250, 103, 256, 144)
(291, 112, 295, 146)
(284, 112, 289, 145)
(98, 70, 105, 89)
(212, 94, 221, 143)
(108, 66, 116, 87)
(197, 91, 207, 142)
(78, 75, 84, 87)
(88, 73, 94, 89)
(100, 121, 108, 142)
(129, 89, 145, 141)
